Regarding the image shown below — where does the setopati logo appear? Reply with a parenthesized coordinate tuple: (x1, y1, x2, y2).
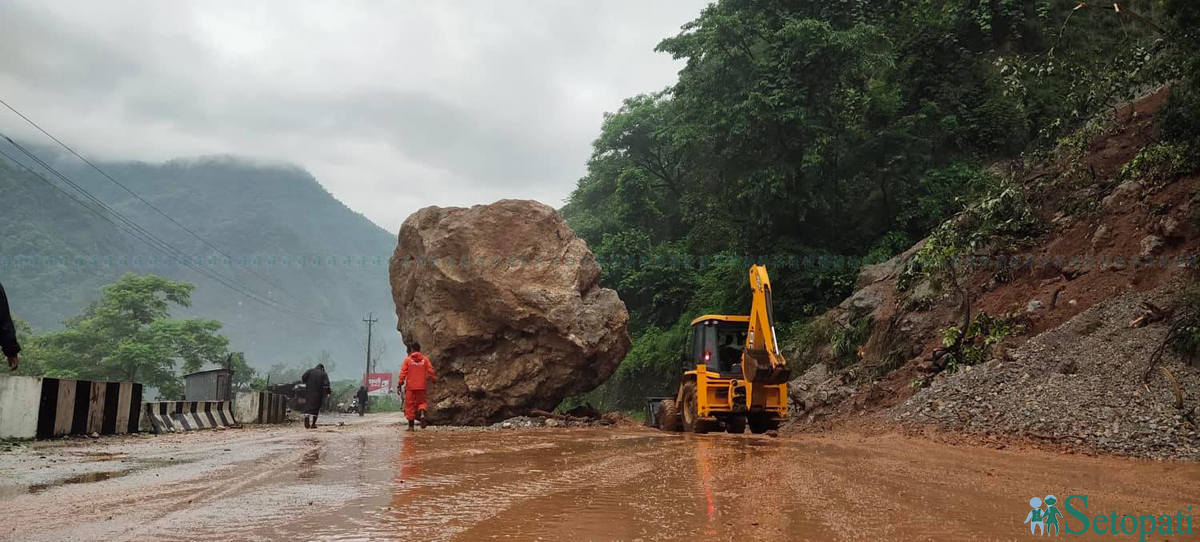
(1023, 495, 1194, 540)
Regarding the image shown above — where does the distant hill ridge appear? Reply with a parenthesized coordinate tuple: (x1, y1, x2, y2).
(0, 147, 399, 379)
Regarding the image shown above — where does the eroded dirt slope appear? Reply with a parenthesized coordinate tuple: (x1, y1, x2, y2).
(786, 89, 1200, 459)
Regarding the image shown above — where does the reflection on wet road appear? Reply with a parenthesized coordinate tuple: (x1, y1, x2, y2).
(1, 415, 1196, 541)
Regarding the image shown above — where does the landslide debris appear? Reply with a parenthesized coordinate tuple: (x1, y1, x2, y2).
(782, 90, 1200, 459)
(889, 283, 1200, 460)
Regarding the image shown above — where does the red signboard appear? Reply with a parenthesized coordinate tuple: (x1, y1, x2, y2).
(365, 373, 394, 396)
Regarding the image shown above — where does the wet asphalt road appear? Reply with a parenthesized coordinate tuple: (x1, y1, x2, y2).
(0, 413, 1196, 541)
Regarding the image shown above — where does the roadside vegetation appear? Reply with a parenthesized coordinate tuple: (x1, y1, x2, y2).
(562, 0, 1200, 409)
(12, 273, 253, 399)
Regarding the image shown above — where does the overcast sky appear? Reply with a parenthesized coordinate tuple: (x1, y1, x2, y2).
(0, 1, 707, 232)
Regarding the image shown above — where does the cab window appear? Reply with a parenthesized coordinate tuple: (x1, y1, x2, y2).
(712, 324, 747, 375)
(689, 326, 704, 364)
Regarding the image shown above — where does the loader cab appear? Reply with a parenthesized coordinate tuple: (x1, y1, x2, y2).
(689, 315, 750, 377)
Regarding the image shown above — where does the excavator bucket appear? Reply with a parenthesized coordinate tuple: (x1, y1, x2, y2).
(743, 347, 791, 385)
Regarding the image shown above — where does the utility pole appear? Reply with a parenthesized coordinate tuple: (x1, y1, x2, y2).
(363, 312, 378, 385)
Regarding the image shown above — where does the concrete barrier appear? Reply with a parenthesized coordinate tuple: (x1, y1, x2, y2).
(0, 375, 43, 439)
(143, 400, 234, 433)
(234, 391, 287, 424)
(35, 378, 142, 439)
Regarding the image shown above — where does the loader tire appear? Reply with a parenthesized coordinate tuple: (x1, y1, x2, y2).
(748, 415, 779, 434)
(725, 416, 747, 434)
(658, 399, 682, 432)
(681, 382, 710, 434)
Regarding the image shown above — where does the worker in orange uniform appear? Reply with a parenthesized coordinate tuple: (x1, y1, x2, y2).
(399, 342, 436, 431)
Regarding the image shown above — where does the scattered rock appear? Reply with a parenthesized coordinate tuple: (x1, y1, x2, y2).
(494, 416, 544, 429)
(1140, 235, 1165, 258)
(544, 418, 562, 428)
(1160, 216, 1185, 240)
(1062, 264, 1088, 280)
(1065, 315, 1103, 336)
(1092, 224, 1113, 249)
(839, 287, 885, 319)
(1101, 180, 1141, 207)
(1026, 299, 1044, 313)
(856, 259, 899, 288)
(389, 200, 632, 426)
(787, 363, 855, 418)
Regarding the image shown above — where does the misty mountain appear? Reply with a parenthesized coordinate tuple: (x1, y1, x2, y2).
(1, 148, 400, 380)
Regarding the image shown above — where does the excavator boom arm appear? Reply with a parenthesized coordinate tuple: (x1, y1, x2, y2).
(742, 265, 790, 385)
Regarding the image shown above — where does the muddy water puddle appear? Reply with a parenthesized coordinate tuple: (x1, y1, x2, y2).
(174, 428, 1198, 541)
(0, 456, 187, 501)
(4, 422, 1196, 541)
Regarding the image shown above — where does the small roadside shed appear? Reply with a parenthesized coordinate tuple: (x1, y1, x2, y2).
(184, 368, 233, 401)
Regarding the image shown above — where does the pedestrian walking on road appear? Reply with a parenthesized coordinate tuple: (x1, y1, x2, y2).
(356, 385, 369, 416)
(301, 363, 331, 429)
(0, 281, 20, 372)
(398, 342, 435, 431)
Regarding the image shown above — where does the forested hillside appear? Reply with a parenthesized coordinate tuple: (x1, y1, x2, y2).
(1, 151, 398, 379)
(563, 0, 1200, 408)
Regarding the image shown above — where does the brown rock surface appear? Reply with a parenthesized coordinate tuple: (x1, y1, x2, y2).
(388, 199, 630, 425)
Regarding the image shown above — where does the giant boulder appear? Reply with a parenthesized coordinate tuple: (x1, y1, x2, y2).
(388, 199, 630, 425)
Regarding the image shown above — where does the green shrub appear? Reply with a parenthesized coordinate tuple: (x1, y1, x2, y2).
(1056, 120, 1112, 160)
(1119, 142, 1195, 185)
(866, 231, 914, 264)
(831, 317, 872, 369)
(783, 318, 834, 361)
(896, 255, 922, 293)
(1162, 86, 1200, 147)
(914, 177, 1038, 294)
(939, 312, 1020, 371)
(1170, 284, 1200, 360)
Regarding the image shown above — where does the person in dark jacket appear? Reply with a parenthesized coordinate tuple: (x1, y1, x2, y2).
(300, 363, 331, 429)
(0, 281, 20, 372)
(356, 385, 369, 416)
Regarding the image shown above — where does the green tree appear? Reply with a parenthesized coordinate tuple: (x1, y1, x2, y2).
(215, 352, 257, 391)
(33, 273, 229, 394)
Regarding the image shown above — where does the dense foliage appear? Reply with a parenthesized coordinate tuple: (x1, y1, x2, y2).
(563, 0, 1195, 408)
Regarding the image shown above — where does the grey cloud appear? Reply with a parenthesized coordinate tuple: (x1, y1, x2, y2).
(0, 1, 709, 231)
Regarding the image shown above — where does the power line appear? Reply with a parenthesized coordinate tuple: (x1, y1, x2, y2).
(0, 141, 355, 330)
(0, 96, 306, 306)
(0, 143, 342, 328)
(0, 144, 347, 329)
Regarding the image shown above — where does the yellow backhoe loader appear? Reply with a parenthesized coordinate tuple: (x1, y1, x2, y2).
(647, 265, 790, 434)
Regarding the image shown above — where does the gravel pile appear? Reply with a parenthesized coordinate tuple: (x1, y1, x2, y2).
(490, 414, 626, 429)
(889, 284, 1200, 460)
(492, 416, 545, 429)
